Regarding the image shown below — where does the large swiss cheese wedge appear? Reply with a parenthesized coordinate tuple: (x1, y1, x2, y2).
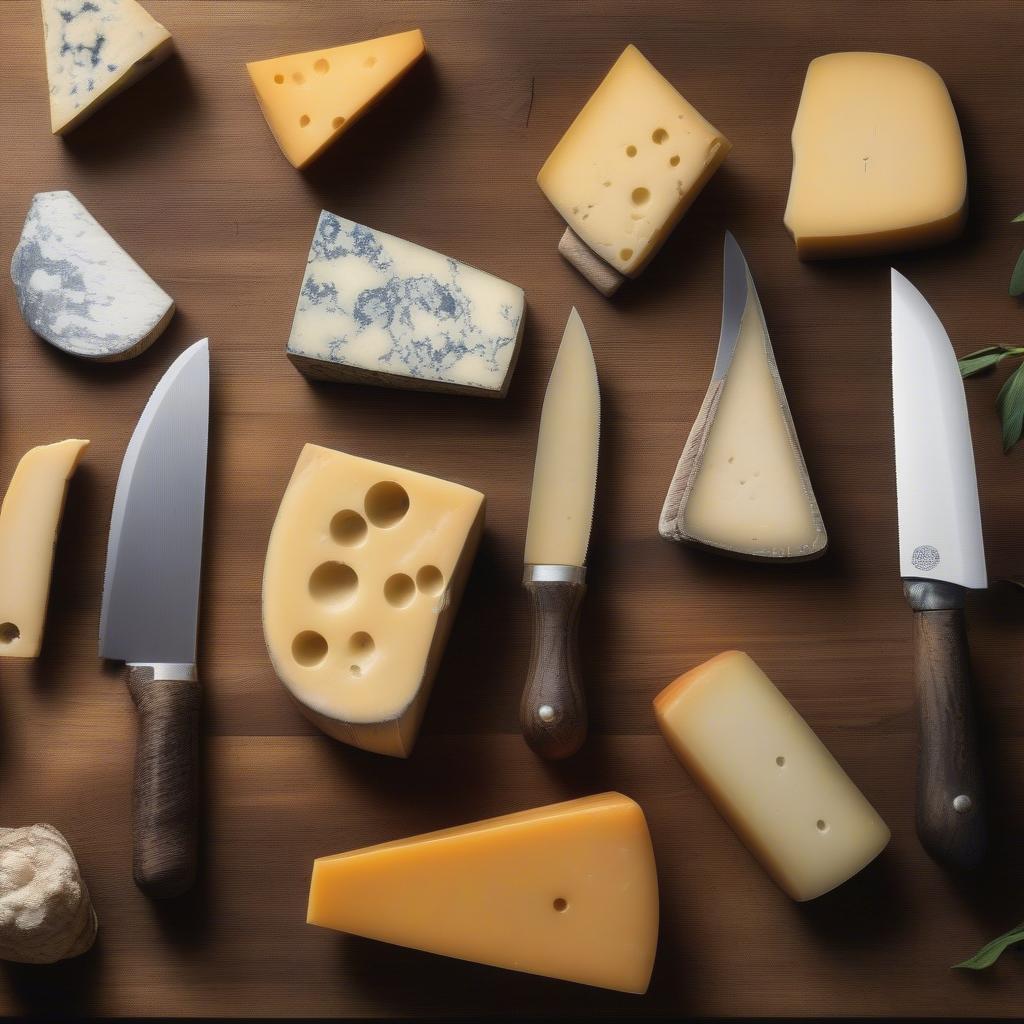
(287, 212, 525, 397)
(660, 238, 826, 560)
(263, 445, 484, 757)
(308, 793, 659, 993)
(41, 0, 173, 134)
(784, 53, 966, 259)
(538, 44, 730, 281)
(247, 30, 425, 169)
(0, 440, 89, 658)
(655, 652, 890, 902)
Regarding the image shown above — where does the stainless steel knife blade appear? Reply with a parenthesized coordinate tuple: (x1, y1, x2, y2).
(100, 338, 210, 665)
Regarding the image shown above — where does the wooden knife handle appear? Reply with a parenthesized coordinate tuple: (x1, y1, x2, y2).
(128, 666, 201, 897)
(520, 576, 587, 759)
(910, 598, 988, 870)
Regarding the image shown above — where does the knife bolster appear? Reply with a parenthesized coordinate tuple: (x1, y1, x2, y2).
(524, 564, 587, 585)
(903, 578, 965, 612)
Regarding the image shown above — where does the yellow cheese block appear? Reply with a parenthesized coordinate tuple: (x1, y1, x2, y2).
(246, 30, 425, 169)
(537, 44, 730, 277)
(262, 445, 484, 757)
(655, 652, 890, 901)
(0, 440, 89, 658)
(784, 52, 966, 259)
(308, 793, 659, 993)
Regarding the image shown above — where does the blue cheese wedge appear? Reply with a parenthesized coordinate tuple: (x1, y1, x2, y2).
(41, 0, 173, 135)
(11, 191, 175, 362)
(287, 212, 525, 398)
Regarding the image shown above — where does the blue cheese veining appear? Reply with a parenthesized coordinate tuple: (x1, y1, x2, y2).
(287, 212, 526, 398)
(41, 0, 173, 134)
(11, 191, 175, 362)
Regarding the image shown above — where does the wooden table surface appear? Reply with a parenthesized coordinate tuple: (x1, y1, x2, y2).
(2, 0, 1023, 1017)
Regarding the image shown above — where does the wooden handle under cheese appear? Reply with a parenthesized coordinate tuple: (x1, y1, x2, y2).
(520, 578, 588, 759)
(128, 666, 201, 897)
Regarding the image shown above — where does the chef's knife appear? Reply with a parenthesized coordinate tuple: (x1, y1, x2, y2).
(520, 308, 600, 759)
(100, 338, 210, 897)
(891, 270, 988, 870)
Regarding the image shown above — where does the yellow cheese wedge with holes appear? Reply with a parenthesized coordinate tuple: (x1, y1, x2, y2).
(262, 445, 484, 757)
(0, 440, 89, 658)
(246, 30, 425, 169)
(308, 792, 660, 993)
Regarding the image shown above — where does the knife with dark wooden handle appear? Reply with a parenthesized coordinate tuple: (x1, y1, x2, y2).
(99, 339, 210, 898)
(519, 309, 600, 760)
(892, 272, 989, 870)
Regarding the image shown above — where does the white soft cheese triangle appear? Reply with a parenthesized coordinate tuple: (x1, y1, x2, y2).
(11, 191, 175, 361)
(659, 238, 826, 560)
(41, 0, 173, 134)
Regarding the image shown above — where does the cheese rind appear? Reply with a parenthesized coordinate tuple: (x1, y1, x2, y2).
(308, 793, 659, 993)
(11, 192, 174, 362)
(784, 52, 966, 259)
(0, 440, 89, 659)
(660, 249, 826, 560)
(246, 30, 425, 169)
(654, 652, 890, 902)
(262, 445, 484, 757)
(287, 212, 525, 397)
(41, 0, 173, 134)
(538, 44, 730, 278)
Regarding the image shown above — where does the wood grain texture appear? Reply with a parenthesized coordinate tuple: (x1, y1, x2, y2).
(0, 0, 1023, 1016)
(520, 577, 588, 758)
(127, 667, 201, 898)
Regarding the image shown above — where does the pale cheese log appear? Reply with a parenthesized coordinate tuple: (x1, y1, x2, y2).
(247, 30, 425, 170)
(538, 44, 730, 279)
(0, 440, 89, 659)
(262, 445, 484, 757)
(784, 52, 966, 259)
(287, 212, 525, 397)
(11, 191, 175, 362)
(654, 652, 890, 902)
(308, 793, 659, 993)
(41, 0, 173, 135)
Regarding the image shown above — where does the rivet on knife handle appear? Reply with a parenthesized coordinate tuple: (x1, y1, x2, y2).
(128, 664, 201, 897)
(905, 580, 988, 870)
(520, 565, 587, 759)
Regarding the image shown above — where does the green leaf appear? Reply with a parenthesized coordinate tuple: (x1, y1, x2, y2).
(955, 922, 1024, 969)
(958, 346, 1023, 378)
(997, 361, 1024, 451)
(1011, 249, 1024, 296)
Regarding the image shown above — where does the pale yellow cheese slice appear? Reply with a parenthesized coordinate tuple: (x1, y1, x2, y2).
(784, 52, 966, 259)
(262, 445, 483, 757)
(0, 440, 89, 658)
(246, 30, 425, 169)
(308, 792, 659, 993)
(655, 652, 890, 902)
(537, 44, 730, 277)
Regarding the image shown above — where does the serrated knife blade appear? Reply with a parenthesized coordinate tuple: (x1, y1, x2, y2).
(891, 271, 988, 871)
(100, 337, 210, 898)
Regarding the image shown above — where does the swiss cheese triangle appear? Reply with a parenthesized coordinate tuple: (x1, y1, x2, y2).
(247, 30, 425, 169)
(308, 793, 660, 993)
(41, 0, 173, 134)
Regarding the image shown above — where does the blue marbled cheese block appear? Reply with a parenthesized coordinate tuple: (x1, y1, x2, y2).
(287, 212, 526, 398)
(42, 0, 173, 134)
(11, 191, 175, 362)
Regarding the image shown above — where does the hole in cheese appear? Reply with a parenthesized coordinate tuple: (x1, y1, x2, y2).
(416, 565, 444, 596)
(314, 58, 330, 74)
(300, 114, 311, 127)
(669, 154, 680, 166)
(553, 897, 569, 913)
(0, 622, 20, 644)
(274, 74, 284, 84)
(349, 631, 375, 655)
(631, 187, 650, 206)
(625, 145, 637, 157)
(620, 247, 633, 261)
(365, 481, 410, 529)
(652, 127, 668, 144)
(292, 71, 305, 85)
(309, 561, 358, 608)
(331, 509, 367, 546)
(293, 630, 328, 667)
(332, 116, 346, 130)
(384, 573, 415, 608)
(776, 755, 786, 767)
(816, 819, 829, 833)
(364, 55, 377, 68)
